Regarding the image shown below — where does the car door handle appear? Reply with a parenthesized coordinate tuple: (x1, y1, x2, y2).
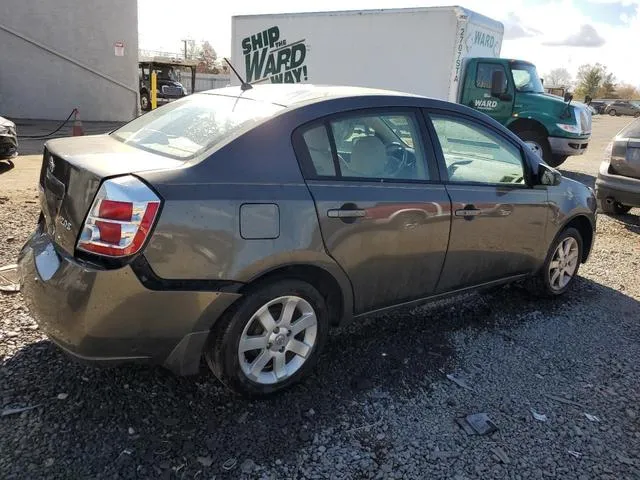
(327, 209, 366, 218)
(455, 207, 481, 217)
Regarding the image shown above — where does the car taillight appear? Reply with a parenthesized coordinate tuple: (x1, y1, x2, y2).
(77, 176, 161, 258)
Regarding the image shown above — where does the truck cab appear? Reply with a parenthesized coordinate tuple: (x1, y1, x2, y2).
(460, 58, 591, 167)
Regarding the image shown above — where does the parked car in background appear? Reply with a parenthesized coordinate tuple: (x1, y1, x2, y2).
(589, 101, 607, 114)
(19, 85, 596, 396)
(605, 101, 640, 117)
(0, 116, 18, 160)
(596, 118, 640, 214)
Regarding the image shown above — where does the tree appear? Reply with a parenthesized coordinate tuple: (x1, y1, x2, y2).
(597, 72, 617, 98)
(197, 41, 218, 73)
(575, 64, 619, 99)
(615, 84, 640, 100)
(544, 68, 572, 87)
(185, 39, 199, 60)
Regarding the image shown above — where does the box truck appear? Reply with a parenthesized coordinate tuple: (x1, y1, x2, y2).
(231, 7, 591, 167)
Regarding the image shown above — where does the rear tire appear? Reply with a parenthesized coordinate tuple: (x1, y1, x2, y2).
(204, 279, 329, 397)
(518, 130, 552, 166)
(600, 199, 632, 215)
(634, 112, 640, 118)
(526, 227, 583, 297)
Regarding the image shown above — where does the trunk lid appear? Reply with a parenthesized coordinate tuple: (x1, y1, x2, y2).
(40, 134, 182, 255)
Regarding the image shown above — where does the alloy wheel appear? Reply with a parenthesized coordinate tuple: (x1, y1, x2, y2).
(238, 295, 318, 385)
(548, 237, 579, 291)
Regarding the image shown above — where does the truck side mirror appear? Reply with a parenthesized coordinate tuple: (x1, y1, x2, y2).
(491, 70, 506, 98)
(564, 92, 574, 103)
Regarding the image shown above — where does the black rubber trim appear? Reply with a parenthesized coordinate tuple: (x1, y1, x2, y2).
(130, 255, 245, 293)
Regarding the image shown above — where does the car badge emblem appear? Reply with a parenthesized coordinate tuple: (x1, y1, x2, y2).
(48, 156, 55, 173)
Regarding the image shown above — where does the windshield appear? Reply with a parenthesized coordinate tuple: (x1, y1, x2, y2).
(511, 63, 544, 94)
(112, 94, 284, 159)
(158, 67, 177, 81)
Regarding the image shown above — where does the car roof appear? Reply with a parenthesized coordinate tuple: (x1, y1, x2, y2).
(200, 84, 423, 108)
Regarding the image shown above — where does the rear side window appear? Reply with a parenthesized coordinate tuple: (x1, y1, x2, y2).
(112, 94, 284, 159)
(620, 119, 640, 139)
(298, 111, 431, 182)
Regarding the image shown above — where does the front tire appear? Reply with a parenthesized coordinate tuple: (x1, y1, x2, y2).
(205, 279, 329, 397)
(518, 130, 552, 166)
(608, 109, 617, 116)
(527, 227, 583, 297)
(140, 92, 151, 111)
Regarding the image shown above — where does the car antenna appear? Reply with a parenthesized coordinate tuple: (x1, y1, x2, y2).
(224, 58, 252, 91)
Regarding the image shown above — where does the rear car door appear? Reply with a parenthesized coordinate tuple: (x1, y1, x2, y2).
(293, 109, 451, 314)
(424, 110, 548, 293)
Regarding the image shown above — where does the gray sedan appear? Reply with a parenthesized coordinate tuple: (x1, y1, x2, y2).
(18, 85, 597, 396)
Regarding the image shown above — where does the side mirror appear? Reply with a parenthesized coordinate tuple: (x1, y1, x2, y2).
(540, 77, 544, 85)
(491, 70, 506, 98)
(564, 92, 574, 103)
(539, 163, 562, 186)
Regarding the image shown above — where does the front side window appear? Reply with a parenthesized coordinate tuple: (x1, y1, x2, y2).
(430, 115, 526, 185)
(511, 62, 544, 93)
(112, 94, 284, 159)
(476, 63, 508, 92)
(299, 112, 430, 181)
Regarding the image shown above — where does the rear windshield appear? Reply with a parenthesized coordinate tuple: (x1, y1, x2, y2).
(111, 94, 284, 159)
(620, 119, 640, 139)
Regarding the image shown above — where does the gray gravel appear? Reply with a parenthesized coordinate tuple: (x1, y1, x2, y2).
(1, 163, 640, 478)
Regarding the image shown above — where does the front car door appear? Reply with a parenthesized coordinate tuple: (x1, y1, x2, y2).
(461, 61, 513, 124)
(424, 110, 549, 293)
(293, 109, 451, 314)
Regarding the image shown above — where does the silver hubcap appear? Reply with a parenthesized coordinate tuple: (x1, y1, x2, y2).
(141, 96, 149, 109)
(238, 296, 317, 385)
(549, 237, 579, 291)
(525, 140, 543, 158)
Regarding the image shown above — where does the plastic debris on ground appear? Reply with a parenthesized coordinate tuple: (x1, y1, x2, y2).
(584, 413, 601, 422)
(492, 446, 510, 464)
(1, 405, 40, 416)
(531, 409, 548, 422)
(0, 264, 20, 293)
(446, 373, 474, 391)
(457, 413, 498, 435)
(568, 450, 583, 458)
(222, 457, 237, 470)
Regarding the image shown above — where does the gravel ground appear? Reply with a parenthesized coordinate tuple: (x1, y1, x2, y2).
(1, 117, 639, 479)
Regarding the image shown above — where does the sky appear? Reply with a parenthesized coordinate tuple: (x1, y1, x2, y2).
(138, 0, 640, 86)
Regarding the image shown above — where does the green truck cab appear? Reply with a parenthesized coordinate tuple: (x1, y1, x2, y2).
(460, 58, 591, 167)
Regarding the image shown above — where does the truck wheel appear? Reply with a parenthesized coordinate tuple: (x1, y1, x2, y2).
(518, 130, 552, 165)
(548, 155, 568, 168)
(140, 92, 151, 111)
(608, 109, 617, 116)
